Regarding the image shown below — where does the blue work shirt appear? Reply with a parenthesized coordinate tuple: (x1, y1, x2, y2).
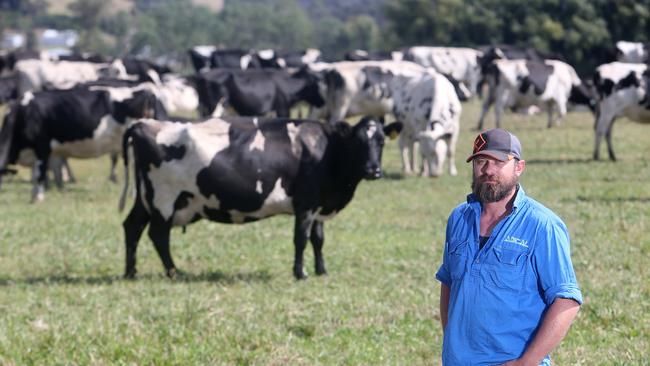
(436, 186, 582, 366)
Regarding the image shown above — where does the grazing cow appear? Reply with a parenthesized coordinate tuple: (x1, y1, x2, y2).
(615, 41, 649, 63)
(321, 60, 461, 176)
(0, 85, 157, 202)
(195, 67, 325, 117)
(476, 59, 593, 130)
(592, 62, 650, 160)
(404, 46, 483, 97)
(118, 116, 402, 279)
(210, 49, 262, 69)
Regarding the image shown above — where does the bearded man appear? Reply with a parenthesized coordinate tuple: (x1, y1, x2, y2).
(436, 129, 582, 365)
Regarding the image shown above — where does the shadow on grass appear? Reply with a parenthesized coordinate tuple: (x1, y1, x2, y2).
(0, 269, 273, 287)
(382, 171, 407, 180)
(573, 196, 650, 203)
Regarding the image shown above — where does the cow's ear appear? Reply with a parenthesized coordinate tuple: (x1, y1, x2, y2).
(384, 122, 403, 140)
(333, 121, 353, 138)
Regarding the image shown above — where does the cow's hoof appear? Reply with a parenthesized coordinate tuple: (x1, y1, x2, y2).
(109, 175, 118, 183)
(315, 268, 328, 276)
(166, 268, 179, 280)
(293, 268, 308, 280)
(124, 269, 137, 279)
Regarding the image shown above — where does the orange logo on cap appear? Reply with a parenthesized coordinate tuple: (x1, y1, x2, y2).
(473, 134, 486, 153)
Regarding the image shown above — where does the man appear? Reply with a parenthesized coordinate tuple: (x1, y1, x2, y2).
(436, 129, 582, 365)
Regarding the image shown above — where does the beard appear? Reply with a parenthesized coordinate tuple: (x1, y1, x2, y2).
(471, 168, 519, 203)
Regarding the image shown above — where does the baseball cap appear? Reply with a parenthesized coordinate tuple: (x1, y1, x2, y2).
(466, 128, 522, 162)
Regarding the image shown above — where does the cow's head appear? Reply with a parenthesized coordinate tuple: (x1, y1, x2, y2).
(112, 89, 157, 123)
(338, 116, 402, 180)
(294, 66, 326, 108)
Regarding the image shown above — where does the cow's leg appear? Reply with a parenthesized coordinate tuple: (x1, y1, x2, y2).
(49, 156, 65, 190)
(447, 132, 459, 176)
(432, 138, 446, 177)
(494, 89, 510, 129)
(108, 153, 119, 183)
(310, 220, 327, 276)
(122, 198, 150, 278)
(398, 133, 414, 174)
(605, 119, 617, 161)
(593, 111, 615, 160)
(293, 211, 314, 279)
(547, 102, 555, 128)
(476, 85, 495, 130)
(61, 158, 76, 183)
(31, 147, 50, 203)
(147, 216, 177, 278)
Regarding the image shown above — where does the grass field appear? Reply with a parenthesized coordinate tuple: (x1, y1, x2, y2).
(0, 101, 648, 364)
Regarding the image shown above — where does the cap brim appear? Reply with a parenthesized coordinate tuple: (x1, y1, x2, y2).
(466, 150, 511, 163)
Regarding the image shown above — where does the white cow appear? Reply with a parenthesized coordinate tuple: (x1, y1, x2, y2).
(592, 62, 650, 160)
(321, 60, 461, 176)
(404, 46, 483, 98)
(14, 59, 127, 97)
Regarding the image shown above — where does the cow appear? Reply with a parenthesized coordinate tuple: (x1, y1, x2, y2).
(119, 56, 173, 84)
(0, 85, 157, 202)
(592, 62, 650, 160)
(195, 67, 325, 118)
(118, 115, 402, 279)
(343, 49, 404, 62)
(615, 41, 649, 63)
(275, 48, 322, 68)
(319, 60, 461, 176)
(404, 46, 483, 98)
(476, 58, 594, 130)
(187, 46, 217, 73)
(14, 58, 127, 97)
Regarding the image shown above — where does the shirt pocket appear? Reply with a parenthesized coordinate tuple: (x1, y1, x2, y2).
(481, 245, 529, 291)
(448, 239, 470, 280)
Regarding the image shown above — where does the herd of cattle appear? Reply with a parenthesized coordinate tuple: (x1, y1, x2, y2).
(0, 41, 648, 278)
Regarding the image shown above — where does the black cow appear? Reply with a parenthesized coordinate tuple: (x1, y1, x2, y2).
(120, 56, 173, 84)
(195, 67, 325, 117)
(0, 74, 17, 103)
(119, 116, 402, 279)
(0, 86, 157, 202)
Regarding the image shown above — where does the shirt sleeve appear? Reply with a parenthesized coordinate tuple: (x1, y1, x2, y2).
(435, 214, 453, 286)
(533, 220, 583, 305)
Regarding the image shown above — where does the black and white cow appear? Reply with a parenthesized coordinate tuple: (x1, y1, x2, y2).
(404, 46, 483, 98)
(343, 49, 404, 62)
(319, 60, 461, 176)
(195, 67, 325, 117)
(615, 41, 649, 63)
(119, 56, 173, 84)
(592, 62, 650, 160)
(118, 116, 402, 279)
(275, 48, 322, 68)
(0, 85, 157, 202)
(476, 58, 593, 130)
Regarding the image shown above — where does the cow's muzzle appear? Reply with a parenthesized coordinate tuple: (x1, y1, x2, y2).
(365, 167, 382, 180)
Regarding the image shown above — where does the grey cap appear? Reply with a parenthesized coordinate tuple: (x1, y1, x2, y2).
(466, 128, 522, 162)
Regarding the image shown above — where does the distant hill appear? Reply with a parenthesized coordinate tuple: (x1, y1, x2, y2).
(298, 0, 388, 24)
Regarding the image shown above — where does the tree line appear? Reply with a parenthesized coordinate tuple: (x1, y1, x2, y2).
(1, 0, 648, 74)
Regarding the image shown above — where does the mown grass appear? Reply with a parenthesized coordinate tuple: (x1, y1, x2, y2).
(0, 101, 648, 365)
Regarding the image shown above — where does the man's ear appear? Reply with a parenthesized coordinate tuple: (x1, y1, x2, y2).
(515, 159, 526, 177)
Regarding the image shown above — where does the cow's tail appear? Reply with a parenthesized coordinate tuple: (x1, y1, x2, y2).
(118, 124, 135, 212)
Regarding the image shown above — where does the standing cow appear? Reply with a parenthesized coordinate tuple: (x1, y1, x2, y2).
(0, 86, 157, 202)
(320, 60, 461, 176)
(476, 59, 593, 130)
(592, 62, 650, 160)
(118, 116, 402, 279)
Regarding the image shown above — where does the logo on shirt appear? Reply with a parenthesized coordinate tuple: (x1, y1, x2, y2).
(504, 235, 528, 248)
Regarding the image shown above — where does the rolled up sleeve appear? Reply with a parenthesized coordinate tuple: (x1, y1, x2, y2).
(533, 220, 583, 305)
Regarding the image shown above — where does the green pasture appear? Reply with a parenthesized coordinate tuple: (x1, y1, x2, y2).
(0, 102, 648, 365)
